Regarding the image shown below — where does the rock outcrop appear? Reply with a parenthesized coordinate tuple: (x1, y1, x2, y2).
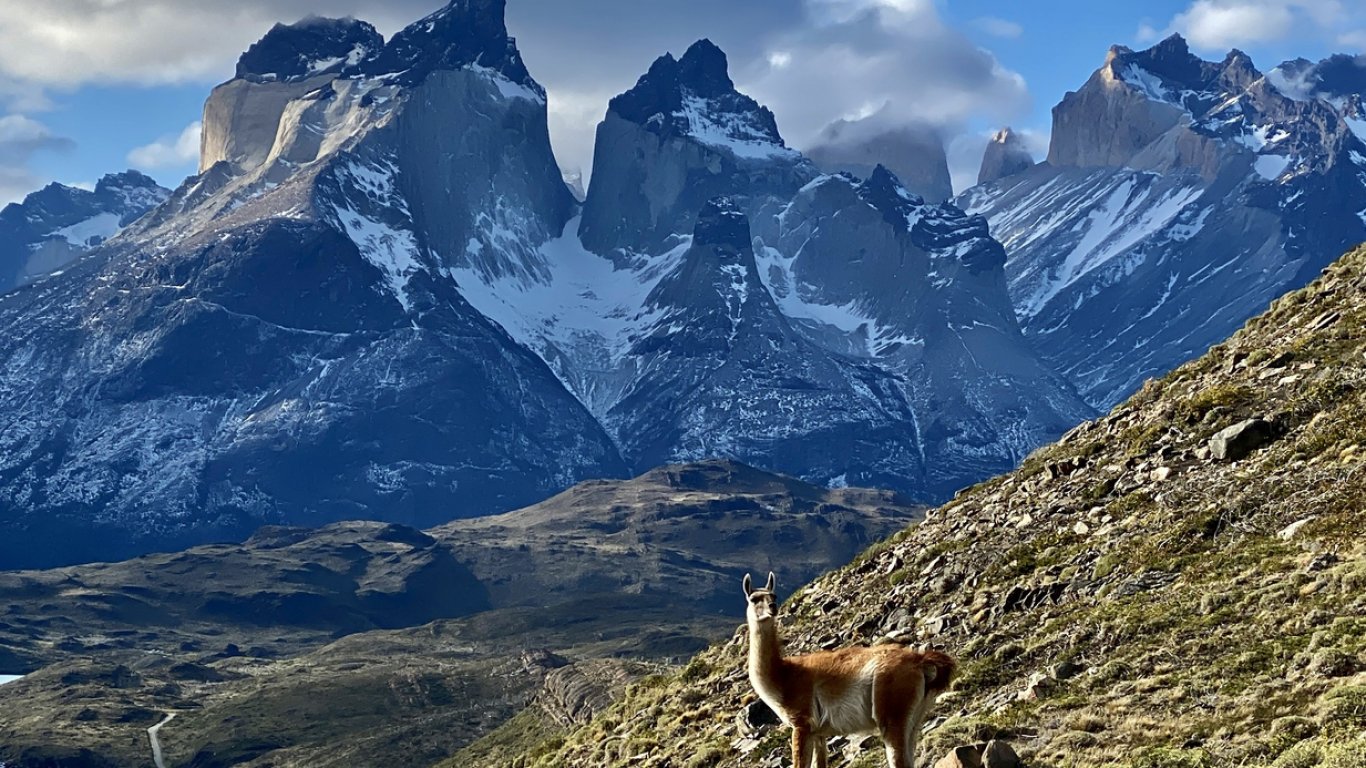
(977, 127, 1033, 185)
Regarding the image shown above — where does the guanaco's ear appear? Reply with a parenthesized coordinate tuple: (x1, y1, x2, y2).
(743, 573, 753, 597)
(765, 571, 776, 593)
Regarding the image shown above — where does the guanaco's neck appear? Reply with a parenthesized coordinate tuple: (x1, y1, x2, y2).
(747, 618, 783, 684)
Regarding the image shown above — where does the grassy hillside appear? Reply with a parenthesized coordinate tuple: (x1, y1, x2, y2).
(513, 245, 1366, 768)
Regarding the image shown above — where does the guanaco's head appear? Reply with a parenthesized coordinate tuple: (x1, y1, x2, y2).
(742, 572, 778, 624)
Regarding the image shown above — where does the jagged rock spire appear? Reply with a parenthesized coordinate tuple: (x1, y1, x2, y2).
(977, 127, 1034, 185)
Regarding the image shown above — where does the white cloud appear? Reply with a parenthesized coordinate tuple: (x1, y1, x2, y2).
(1148, 0, 1357, 50)
(0, 1, 433, 88)
(740, 0, 1030, 152)
(971, 17, 1024, 39)
(1338, 29, 1366, 48)
(546, 88, 618, 185)
(0, 115, 75, 204)
(128, 122, 202, 170)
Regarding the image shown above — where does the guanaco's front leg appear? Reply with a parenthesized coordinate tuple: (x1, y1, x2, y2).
(813, 737, 829, 768)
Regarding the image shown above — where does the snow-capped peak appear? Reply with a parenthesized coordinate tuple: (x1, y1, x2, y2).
(609, 39, 796, 160)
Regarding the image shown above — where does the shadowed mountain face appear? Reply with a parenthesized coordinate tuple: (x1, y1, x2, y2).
(0, 461, 922, 767)
(959, 35, 1366, 409)
(0, 2, 1092, 569)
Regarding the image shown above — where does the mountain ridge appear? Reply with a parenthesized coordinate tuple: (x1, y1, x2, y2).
(959, 33, 1366, 409)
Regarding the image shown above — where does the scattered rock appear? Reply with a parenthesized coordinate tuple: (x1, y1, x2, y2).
(935, 744, 985, 768)
(1049, 659, 1083, 680)
(982, 740, 1022, 768)
(1020, 670, 1056, 700)
(1278, 518, 1313, 540)
(737, 699, 781, 734)
(1209, 418, 1278, 461)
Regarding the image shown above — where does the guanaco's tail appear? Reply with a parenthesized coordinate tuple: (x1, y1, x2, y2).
(920, 649, 958, 694)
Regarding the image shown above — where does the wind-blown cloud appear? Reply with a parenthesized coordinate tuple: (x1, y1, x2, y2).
(128, 122, 202, 170)
(0, 115, 76, 204)
(0, 2, 435, 87)
(1141, 0, 1362, 51)
(738, 0, 1030, 193)
(972, 17, 1024, 39)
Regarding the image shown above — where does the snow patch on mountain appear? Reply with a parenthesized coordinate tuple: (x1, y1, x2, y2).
(676, 95, 798, 160)
(470, 64, 545, 103)
(755, 243, 915, 357)
(1254, 154, 1293, 180)
(1119, 64, 1170, 102)
(52, 213, 123, 247)
(324, 155, 423, 311)
(452, 217, 686, 413)
(1016, 177, 1203, 317)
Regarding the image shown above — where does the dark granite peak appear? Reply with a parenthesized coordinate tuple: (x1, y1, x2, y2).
(856, 165, 923, 226)
(363, 0, 540, 93)
(236, 16, 382, 82)
(1119, 33, 1216, 88)
(607, 40, 785, 148)
(678, 39, 735, 97)
(95, 170, 162, 195)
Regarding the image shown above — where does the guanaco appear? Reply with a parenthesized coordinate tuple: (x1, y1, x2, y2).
(743, 572, 956, 768)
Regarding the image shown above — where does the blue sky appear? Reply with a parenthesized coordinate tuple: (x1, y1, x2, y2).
(1, 0, 1362, 203)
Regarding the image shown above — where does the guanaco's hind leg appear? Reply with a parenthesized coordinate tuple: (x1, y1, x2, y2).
(792, 726, 815, 768)
(875, 661, 926, 768)
(813, 738, 829, 768)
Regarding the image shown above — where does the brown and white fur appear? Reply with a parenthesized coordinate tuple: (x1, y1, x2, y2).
(743, 572, 956, 768)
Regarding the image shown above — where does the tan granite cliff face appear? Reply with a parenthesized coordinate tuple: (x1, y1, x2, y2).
(199, 74, 338, 173)
(1047, 61, 1185, 170)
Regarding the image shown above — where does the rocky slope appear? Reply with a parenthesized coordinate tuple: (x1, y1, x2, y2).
(516, 243, 1366, 768)
(958, 35, 1366, 409)
(0, 171, 168, 293)
(0, 461, 921, 767)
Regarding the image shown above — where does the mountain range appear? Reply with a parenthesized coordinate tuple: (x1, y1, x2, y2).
(0, 1, 1363, 576)
(0, 0, 1091, 568)
(960, 36, 1366, 408)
